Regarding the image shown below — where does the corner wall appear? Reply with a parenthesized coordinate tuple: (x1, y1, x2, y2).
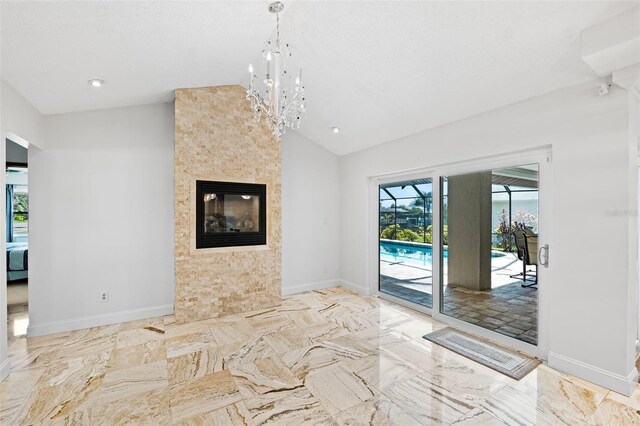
(174, 85, 281, 323)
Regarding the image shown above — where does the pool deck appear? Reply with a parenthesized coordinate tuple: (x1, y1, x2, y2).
(379, 248, 537, 345)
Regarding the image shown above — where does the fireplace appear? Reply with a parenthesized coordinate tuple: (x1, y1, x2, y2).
(196, 180, 267, 248)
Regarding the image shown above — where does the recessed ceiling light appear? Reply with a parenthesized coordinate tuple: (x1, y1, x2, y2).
(88, 79, 104, 88)
(332, 127, 340, 134)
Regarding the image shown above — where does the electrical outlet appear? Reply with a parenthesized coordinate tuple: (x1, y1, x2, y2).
(323, 265, 328, 274)
(99, 291, 109, 302)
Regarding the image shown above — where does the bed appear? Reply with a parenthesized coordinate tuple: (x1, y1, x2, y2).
(7, 242, 28, 281)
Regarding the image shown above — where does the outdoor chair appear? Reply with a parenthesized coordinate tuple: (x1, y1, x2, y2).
(510, 230, 538, 288)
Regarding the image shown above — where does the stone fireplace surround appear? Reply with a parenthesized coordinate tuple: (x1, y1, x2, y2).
(174, 85, 281, 324)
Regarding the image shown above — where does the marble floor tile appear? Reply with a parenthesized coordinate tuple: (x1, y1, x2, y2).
(118, 316, 166, 333)
(165, 330, 217, 358)
(175, 401, 252, 426)
(37, 352, 110, 389)
(54, 335, 116, 361)
(333, 312, 377, 333)
(382, 375, 476, 425)
(505, 364, 608, 424)
(208, 316, 255, 347)
(243, 308, 295, 335)
(478, 385, 567, 426)
(276, 297, 312, 313)
(11, 331, 70, 354)
(230, 356, 302, 399)
(304, 364, 377, 415)
(450, 407, 508, 425)
(353, 327, 410, 349)
(300, 321, 350, 343)
(64, 324, 120, 345)
(341, 352, 417, 392)
(89, 387, 171, 425)
(221, 336, 280, 370)
(333, 395, 422, 426)
(3, 287, 639, 425)
(0, 367, 45, 423)
(169, 369, 242, 423)
(115, 326, 165, 349)
(11, 372, 104, 424)
(589, 398, 640, 425)
(9, 345, 62, 371)
(282, 335, 376, 380)
(243, 386, 332, 425)
(416, 358, 508, 404)
(287, 308, 328, 327)
(263, 327, 315, 355)
(168, 346, 225, 386)
(164, 320, 211, 340)
(108, 339, 166, 372)
(96, 360, 169, 405)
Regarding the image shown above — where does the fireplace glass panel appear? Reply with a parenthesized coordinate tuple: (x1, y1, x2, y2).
(196, 180, 267, 249)
(203, 193, 261, 234)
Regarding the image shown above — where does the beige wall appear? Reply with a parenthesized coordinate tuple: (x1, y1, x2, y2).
(174, 85, 281, 323)
(447, 171, 492, 291)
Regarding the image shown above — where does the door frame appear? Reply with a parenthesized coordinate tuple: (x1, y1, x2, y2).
(367, 146, 552, 359)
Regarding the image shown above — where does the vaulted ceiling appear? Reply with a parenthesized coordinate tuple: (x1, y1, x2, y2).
(1, 1, 637, 155)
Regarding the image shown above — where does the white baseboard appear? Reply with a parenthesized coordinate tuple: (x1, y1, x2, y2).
(548, 351, 638, 396)
(27, 304, 174, 337)
(282, 279, 341, 296)
(338, 279, 367, 295)
(0, 358, 11, 383)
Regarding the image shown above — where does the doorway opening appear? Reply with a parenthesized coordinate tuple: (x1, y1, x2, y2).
(440, 164, 539, 345)
(378, 178, 434, 308)
(6, 139, 29, 343)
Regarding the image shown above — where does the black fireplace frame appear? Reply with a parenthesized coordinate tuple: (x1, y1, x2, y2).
(196, 180, 267, 249)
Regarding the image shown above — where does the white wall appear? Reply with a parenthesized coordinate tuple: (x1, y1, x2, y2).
(0, 80, 46, 379)
(1, 81, 45, 149)
(339, 81, 638, 395)
(28, 103, 175, 335)
(281, 130, 341, 294)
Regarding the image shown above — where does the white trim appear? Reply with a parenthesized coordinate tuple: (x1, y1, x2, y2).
(26, 304, 174, 337)
(282, 279, 341, 296)
(548, 352, 638, 397)
(338, 279, 367, 295)
(376, 289, 433, 316)
(0, 358, 11, 383)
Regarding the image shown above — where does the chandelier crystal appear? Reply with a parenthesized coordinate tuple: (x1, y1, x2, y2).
(246, 1, 305, 139)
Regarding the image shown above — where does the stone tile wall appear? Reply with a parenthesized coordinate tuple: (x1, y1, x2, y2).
(174, 85, 281, 323)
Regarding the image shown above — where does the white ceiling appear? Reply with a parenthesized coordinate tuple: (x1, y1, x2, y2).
(1, 1, 637, 156)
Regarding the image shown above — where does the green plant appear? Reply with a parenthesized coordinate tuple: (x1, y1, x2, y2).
(424, 224, 447, 245)
(380, 224, 421, 242)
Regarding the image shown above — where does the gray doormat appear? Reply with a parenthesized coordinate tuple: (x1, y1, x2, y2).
(423, 327, 541, 380)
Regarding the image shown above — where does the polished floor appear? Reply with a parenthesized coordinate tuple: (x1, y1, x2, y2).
(2, 287, 639, 425)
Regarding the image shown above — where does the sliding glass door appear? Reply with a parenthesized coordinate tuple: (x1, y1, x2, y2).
(440, 164, 540, 346)
(378, 178, 433, 309)
(375, 153, 549, 353)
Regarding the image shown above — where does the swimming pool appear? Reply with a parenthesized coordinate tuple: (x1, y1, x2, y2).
(380, 240, 504, 269)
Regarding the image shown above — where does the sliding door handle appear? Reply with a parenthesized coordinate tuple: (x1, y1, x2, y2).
(539, 244, 549, 268)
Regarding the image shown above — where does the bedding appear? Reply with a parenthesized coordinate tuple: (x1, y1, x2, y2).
(7, 242, 28, 281)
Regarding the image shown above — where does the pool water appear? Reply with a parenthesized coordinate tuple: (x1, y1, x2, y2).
(380, 241, 504, 269)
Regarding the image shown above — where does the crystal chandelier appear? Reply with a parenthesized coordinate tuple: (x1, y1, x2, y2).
(247, 1, 305, 139)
